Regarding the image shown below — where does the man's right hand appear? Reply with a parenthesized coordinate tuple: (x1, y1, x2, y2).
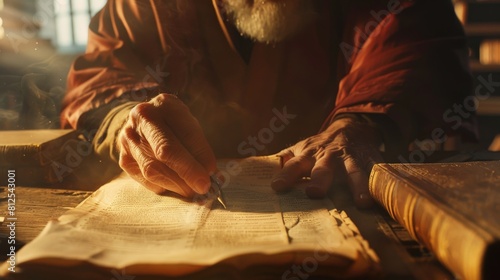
(118, 93, 217, 197)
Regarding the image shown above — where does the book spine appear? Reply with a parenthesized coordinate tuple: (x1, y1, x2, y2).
(0, 138, 75, 167)
(369, 164, 490, 280)
(0, 146, 42, 166)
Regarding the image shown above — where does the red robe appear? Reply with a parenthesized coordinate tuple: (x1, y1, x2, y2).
(61, 0, 475, 159)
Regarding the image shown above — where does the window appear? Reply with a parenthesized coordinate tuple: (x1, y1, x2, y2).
(51, 0, 106, 52)
(0, 0, 4, 40)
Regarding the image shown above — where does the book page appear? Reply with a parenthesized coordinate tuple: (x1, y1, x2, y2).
(6, 156, 378, 277)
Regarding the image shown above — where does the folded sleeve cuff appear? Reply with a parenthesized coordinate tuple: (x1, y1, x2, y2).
(93, 102, 139, 164)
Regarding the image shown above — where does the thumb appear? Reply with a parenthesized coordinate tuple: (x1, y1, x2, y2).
(342, 149, 381, 208)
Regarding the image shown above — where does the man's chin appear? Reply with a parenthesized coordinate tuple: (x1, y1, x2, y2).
(222, 0, 317, 43)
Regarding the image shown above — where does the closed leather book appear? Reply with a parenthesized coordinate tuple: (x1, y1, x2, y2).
(0, 130, 79, 167)
(369, 161, 500, 280)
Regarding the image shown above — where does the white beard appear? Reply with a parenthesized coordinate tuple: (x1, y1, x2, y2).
(221, 0, 317, 43)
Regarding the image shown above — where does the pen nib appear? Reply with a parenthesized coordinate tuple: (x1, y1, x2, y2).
(217, 197, 227, 209)
(210, 175, 227, 209)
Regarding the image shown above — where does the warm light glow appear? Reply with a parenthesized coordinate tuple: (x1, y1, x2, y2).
(54, 0, 106, 50)
(0, 17, 4, 40)
(0, 0, 3, 40)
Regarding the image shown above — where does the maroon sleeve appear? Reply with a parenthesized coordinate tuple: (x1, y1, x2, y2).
(60, 0, 168, 129)
(326, 0, 476, 143)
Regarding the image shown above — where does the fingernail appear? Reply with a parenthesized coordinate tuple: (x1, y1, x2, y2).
(271, 178, 287, 191)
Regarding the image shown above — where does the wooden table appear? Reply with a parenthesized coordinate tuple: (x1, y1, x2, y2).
(0, 182, 454, 280)
(0, 187, 91, 246)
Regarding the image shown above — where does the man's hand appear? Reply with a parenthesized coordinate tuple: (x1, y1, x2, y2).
(118, 93, 217, 197)
(271, 116, 383, 208)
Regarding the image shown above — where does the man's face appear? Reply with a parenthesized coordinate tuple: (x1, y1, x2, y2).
(222, 0, 317, 43)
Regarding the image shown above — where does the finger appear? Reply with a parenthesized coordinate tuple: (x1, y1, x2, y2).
(135, 158, 197, 197)
(121, 155, 195, 197)
(129, 104, 211, 193)
(152, 94, 217, 174)
(120, 156, 165, 194)
(118, 135, 172, 194)
(122, 125, 200, 196)
(343, 149, 377, 209)
(306, 153, 344, 198)
(119, 129, 196, 197)
(271, 155, 315, 193)
(276, 149, 295, 166)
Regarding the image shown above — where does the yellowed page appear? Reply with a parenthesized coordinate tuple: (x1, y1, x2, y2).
(2, 156, 378, 278)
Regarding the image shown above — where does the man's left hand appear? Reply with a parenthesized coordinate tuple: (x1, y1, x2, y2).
(271, 116, 384, 208)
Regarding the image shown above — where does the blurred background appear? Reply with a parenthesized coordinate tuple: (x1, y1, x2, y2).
(0, 0, 498, 149)
(0, 0, 106, 75)
(0, 0, 106, 130)
(453, 0, 500, 150)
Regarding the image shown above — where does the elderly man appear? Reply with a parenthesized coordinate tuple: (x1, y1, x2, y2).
(61, 0, 475, 208)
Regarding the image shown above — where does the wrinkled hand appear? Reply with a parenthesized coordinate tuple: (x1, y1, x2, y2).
(118, 94, 216, 197)
(271, 116, 383, 208)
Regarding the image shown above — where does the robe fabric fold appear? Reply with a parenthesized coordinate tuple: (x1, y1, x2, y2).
(61, 0, 475, 159)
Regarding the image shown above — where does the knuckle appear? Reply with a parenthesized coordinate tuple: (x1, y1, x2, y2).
(130, 103, 159, 125)
(154, 142, 168, 160)
(153, 93, 183, 108)
(293, 154, 311, 163)
(277, 147, 291, 155)
(150, 93, 169, 107)
(291, 145, 314, 157)
(120, 126, 136, 140)
(301, 138, 316, 150)
(130, 102, 151, 117)
(321, 149, 342, 162)
(341, 151, 358, 165)
(156, 93, 170, 102)
(118, 128, 140, 152)
(129, 104, 150, 127)
(142, 160, 159, 179)
(155, 140, 178, 163)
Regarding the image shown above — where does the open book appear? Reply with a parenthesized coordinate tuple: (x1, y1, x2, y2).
(369, 161, 500, 280)
(1, 156, 379, 279)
